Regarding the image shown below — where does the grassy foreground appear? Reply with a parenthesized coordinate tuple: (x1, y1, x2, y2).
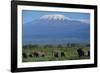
(22, 44, 90, 62)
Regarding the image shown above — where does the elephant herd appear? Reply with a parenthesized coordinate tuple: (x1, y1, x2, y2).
(23, 51, 45, 58)
(23, 48, 90, 59)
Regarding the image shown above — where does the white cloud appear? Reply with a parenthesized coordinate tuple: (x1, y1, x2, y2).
(71, 19, 90, 24)
(79, 19, 90, 24)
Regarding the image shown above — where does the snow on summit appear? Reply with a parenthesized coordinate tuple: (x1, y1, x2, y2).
(35, 14, 89, 24)
(40, 14, 70, 20)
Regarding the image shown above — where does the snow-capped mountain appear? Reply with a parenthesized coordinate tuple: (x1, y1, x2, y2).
(40, 14, 70, 20)
(23, 14, 90, 45)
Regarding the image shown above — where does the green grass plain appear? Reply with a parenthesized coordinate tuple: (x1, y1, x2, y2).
(22, 44, 90, 62)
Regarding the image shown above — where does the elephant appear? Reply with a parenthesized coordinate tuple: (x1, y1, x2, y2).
(77, 48, 85, 57)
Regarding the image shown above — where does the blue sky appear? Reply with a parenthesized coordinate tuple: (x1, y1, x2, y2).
(22, 10, 90, 24)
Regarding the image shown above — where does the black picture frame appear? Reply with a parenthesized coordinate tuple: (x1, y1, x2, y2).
(11, 1, 97, 72)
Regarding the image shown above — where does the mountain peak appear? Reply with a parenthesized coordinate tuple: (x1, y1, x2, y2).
(40, 14, 70, 20)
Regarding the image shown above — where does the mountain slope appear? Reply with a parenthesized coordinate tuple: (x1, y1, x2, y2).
(22, 14, 90, 45)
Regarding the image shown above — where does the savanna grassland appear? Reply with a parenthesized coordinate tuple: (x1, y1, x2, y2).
(22, 44, 90, 62)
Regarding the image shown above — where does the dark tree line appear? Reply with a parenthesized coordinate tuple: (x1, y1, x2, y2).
(23, 43, 90, 49)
